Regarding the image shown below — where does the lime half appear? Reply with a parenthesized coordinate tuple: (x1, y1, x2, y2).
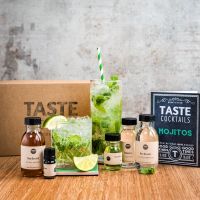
(73, 154, 98, 171)
(42, 115, 67, 130)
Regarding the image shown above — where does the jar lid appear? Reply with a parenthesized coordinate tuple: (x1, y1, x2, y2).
(24, 117, 41, 125)
(105, 133, 121, 141)
(122, 118, 137, 125)
(139, 114, 155, 122)
(44, 147, 55, 160)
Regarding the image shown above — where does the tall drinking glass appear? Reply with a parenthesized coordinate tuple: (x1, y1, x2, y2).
(91, 79, 122, 158)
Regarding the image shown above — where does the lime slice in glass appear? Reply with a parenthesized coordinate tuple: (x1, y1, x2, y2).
(73, 154, 98, 171)
(42, 115, 67, 130)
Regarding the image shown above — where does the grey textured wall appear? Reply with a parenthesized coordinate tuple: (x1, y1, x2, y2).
(0, 0, 200, 116)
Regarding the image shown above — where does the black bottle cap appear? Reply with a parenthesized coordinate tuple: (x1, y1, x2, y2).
(122, 118, 137, 125)
(24, 117, 41, 125)
(139, 114, 155, 122)
(44, 147, 56, 161)
(105, 133, 121, 141)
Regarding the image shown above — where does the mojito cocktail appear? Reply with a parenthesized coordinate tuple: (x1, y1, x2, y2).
(91, 78, 122, 155)
(51, 117, 92, 168)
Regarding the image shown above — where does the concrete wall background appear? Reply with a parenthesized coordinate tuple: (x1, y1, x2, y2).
(0, 0, 200, 116)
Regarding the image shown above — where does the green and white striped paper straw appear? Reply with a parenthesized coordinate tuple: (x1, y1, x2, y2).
(97, 48, 105, 82)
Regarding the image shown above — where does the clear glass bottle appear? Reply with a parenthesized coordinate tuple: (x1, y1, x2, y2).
(21, 117, 45, 177)
(104, 133, 122, 171)
(135, 114, 158, 174)
(121, 118, 137, 168)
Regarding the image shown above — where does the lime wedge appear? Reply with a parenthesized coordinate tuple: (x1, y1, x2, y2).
(42, 115, 67, 130)
(73, 154, 98, 171)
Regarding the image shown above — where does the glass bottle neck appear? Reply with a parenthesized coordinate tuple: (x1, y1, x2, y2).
(122, 125, 136, 130)
(26, 125, 41, 132)
(107, 141, 120, 146)
(140, 121, 153, 128)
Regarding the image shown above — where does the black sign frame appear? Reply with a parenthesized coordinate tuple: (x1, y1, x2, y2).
(151, 92, 200, 167)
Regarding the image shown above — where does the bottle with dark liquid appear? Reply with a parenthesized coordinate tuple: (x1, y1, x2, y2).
(21, 117, 45, 177)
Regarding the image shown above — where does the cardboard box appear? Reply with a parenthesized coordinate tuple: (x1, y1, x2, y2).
(151, 92, 200, 167)
(0, 80, 90, 156)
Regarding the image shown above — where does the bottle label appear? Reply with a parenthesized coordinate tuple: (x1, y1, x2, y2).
(44, 164, 56, 177)
(104, 152, 122, 165)
(135, 141, 158, 164)
(21, 145, 45, 170)
(122, 142, 135, 162)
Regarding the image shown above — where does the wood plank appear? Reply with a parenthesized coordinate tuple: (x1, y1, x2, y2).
(0, 157, 199, 200)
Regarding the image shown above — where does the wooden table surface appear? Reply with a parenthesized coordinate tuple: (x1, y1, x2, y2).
(0, 156, 200, 200)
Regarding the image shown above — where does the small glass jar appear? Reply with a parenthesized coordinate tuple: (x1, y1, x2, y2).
(135, 114, 158, 174)
(104, 133, 122, 171)
(121, 118, 137, 168)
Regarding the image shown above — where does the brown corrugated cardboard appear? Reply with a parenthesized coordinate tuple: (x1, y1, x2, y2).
(0, 80, 90, 156)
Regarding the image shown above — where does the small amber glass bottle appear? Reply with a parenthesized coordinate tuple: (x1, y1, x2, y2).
(21, 117, 45, 177)
(44, 147, 56, 179)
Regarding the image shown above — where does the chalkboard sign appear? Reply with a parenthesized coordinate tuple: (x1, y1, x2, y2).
(151, 92, 200, 167)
